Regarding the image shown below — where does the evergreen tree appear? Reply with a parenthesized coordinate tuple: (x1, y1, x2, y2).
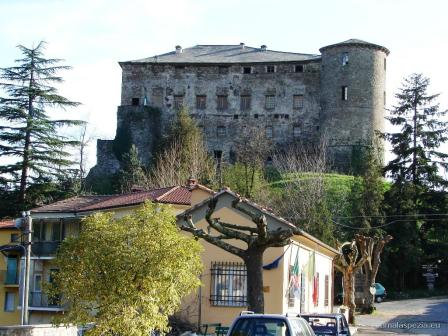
(116, 145, 149, 193)
(0, 41, 82, 209)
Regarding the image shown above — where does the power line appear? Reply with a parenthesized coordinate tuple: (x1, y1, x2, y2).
(334, 213, 448, 219)
(331, 218, 447, 230)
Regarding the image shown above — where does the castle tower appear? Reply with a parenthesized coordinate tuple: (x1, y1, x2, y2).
(319, 39, 389, 169)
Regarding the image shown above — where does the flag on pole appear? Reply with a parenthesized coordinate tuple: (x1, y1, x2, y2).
(287, 247, 300, 300)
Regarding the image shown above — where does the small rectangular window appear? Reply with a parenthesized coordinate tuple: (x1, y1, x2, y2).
(266, 65, 275, 73)
(384, 91, 386, 105)
(233, 114, 239, 120)
(196, 95, 206, 110)
(314, 272, 320, 306)
(265, 95, 276, 110)
(4, 293, 15, 312)
(341, 86, 348, 101)
(242, 66, 252, 74)
(254, 114, 259, 119)
(324, 275, 329, 307)
(210, 262, 247, 306)
(173, 95, 184, 110)
(384, 58, 387, 71)
(342, 52, 349, 66)
(217, 126, 226, 137)
(217, 95, 228, 110)
(219, 66, 229, 74)
(131, 98, 139, 106)
(240, 95, 251, 111)
(293, 95, 304, 109)
(10, 233, 19, 243)
(295, 64, 304, 73)
(293, 126, 300, 138)
(265, 126, 273, 138)
(34, 274, 42, 292)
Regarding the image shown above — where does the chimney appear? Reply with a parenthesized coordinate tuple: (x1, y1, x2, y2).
(260, 45, 267, 51)
(175, 45, 182, 54)
(187, 176, 197, 189)
(240, 42, 245, 49)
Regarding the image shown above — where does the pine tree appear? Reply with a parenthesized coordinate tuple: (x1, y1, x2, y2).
(0, 41, 82, 208)
(116, 145, 149, 193)
(383, 73, 447, 188)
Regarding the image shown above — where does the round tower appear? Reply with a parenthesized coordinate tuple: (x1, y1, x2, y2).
(319, 39, 389, 170)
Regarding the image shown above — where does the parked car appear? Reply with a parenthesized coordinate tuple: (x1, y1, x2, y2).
(334, 282, 387, 304)
(300, 313, 350, 336)
(228, 312, 316, 336)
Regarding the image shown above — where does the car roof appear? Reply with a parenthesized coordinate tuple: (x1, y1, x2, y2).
(236, 314, 305, 320)
(300, 313, 343, 318)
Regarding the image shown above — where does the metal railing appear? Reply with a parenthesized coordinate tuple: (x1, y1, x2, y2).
(31, 241, 61, 255)
(29, 291, 62, 308)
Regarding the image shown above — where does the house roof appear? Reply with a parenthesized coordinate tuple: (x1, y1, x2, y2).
(178, 188, 339, 255)
(31, 186, 199, 214)
(0, 220, 16, 229)
(121, 44, 320, 65)
(320, 39, 390, 55)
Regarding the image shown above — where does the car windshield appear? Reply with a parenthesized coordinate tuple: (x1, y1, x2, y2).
(302, 317, 338, 334)
(229, 318, 289, 336)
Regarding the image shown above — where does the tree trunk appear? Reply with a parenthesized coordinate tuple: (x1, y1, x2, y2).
(361, 264, 374, 312)
(244, 247, 265, 313)
(342, 268, 356, 324)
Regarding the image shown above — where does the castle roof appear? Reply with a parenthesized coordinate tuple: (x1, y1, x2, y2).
(121, 44, 320, 65)
(320, 39, 390, 55)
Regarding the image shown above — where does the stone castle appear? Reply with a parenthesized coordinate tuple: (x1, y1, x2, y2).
(88, 39, 389, 181)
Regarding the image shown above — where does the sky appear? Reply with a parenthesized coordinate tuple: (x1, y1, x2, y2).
(0, 0, 447, 170)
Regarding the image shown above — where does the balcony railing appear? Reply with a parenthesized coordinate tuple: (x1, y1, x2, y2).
(31, 241, 61, 256)
(29, 291, 63, 309)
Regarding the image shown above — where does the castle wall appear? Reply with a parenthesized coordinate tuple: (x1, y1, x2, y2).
(120, 61, 322, 161)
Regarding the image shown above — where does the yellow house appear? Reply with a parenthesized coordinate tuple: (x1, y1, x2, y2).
(19, 181, 337, 327)
(0, 220, 22, 326)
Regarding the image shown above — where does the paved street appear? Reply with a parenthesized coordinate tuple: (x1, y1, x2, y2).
(355, 296, 448, 335)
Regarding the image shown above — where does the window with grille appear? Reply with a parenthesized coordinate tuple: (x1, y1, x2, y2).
(217, 126, 226, 137)
(217, 95, 228, 110)
(242, 66, 252, 74)
(174, 95, 184, 109)
(196, 95, 206, 110)
(265, 126, 273, 138)
(341, 86, 348, 101)
(266, 65, 275, 73)
(240, 95, 251, 111)
(295, 64, 304, 73)
(293, 126, 300, 138)
(210, 262, 247, 306)
(342, 52, 349, 66)
(324, 275, 329, 306)
(265, 95, 276, 110)
(293, 95, 304, 109)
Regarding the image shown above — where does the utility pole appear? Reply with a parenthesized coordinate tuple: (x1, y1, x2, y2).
(21, 211, 32, 325)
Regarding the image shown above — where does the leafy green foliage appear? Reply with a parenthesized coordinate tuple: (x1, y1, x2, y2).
(116, 144, 149, 193)
(0, 41, 82, 207)
(220, 163, 266, 197)
(50, 202, 203, 336)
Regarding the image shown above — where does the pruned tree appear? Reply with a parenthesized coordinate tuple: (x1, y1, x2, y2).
(0, 41, 83, 209)
(49, 202, 203, 336)
(181, 196, 297, 313)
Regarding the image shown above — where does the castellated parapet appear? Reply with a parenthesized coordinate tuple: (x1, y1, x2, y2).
(88, 39, 389, 182)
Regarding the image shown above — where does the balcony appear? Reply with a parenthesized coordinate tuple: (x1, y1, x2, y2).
(29, 291, 65, 311)
(31, 241, 61, 256)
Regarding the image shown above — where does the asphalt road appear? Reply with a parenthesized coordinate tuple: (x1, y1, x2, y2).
(354, 296, 448, 336)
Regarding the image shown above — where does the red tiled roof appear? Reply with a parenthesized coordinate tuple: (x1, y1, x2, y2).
(0, 220, 16, 229)
(32, 186, 196, 214)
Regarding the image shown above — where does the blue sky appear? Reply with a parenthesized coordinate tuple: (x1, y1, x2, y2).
(0, 0, 447, 169)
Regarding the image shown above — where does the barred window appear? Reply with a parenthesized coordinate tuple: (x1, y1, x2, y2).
(265, 126, 273, 138)
(210, 262, 247, 306)
(240, 95, 251, 111)
(266, 65, 275, 73)
(265, 95, 276, 110)
(217, 95, 228, 110)
(293, 95, 304, 109)
(295, 64, 304, 73)
(174, 95, 184, 110)
(196, 95, 206, 110)
(324, 275, 329, 306)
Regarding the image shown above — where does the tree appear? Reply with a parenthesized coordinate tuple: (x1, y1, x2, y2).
(50, 202, 202, 336)
(0, 41, 82, 208)
(148, 108, 214, 187)
(383, 73, 447, 188)
(116, 144, 149, 193)
(181, 197, 296, 313)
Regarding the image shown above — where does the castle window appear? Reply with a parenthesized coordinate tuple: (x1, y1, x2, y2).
(293, 126, 300, 138)
(384, 91, 386, 105)
(265, 126, 273, 139)
(174, 95, 184, 110)
(131, 98, 139, 106)
(265, 95, 276, 110)
(284, 114, 289, 119)
(293, 95, 304, 109)
(217, 126, 226, 137)
(254, 114, 259, 119)
(217, 95, 228, 110)
(342, 53, 349, 66)
(240, 95, 251, 111)
(384, 58, 387, 71)
(266, 65, 275, 73)
(219, 66, 229, 74)
(274, 114, 279, 119)
(242, 66, 252, 74)
(341, 86, 348, 101)
(196, 95, 207, 110)
(214, 150, 223, 168)
(294, 64, 304, 73)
